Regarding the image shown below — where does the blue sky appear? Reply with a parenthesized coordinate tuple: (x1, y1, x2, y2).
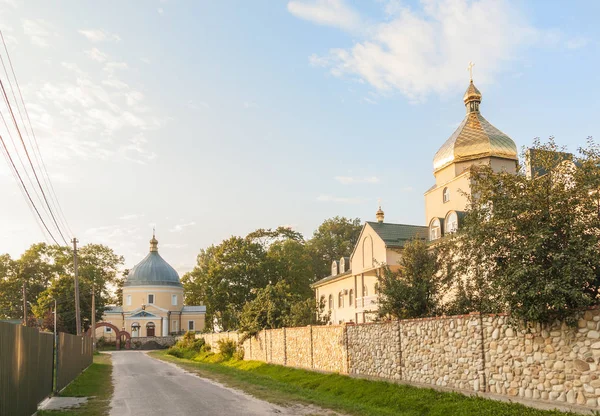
(0, 0, 597, 274)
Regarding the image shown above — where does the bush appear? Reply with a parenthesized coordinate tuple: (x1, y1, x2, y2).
(217, 339, 238, 359)
(233, 347, 245, 361)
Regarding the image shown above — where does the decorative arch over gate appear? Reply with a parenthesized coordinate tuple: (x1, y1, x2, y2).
(86, 322, 131, 350)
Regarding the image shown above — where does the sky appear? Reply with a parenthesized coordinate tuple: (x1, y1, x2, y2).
(0, 0, 598, 275)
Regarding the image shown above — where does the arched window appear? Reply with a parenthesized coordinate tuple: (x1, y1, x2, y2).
(131, 322, 140, 337)
(362, 284, 368, 297)
(331, 260, 338, 276)
(429, 218, 442, 241)
(443, 187, 450, 203)
(328, 294, 333, 310)
(340, 257, 345, 273)
(338, 292, 344, 308)
(349, 289, 354, 306)
(445, 211, 458, 233)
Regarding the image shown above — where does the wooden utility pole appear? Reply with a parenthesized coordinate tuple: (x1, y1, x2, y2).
(53, 298, 58, 394)
(54, 298, 57, 340)
(91, 282, 96, 352)
(22, 281, 27, 326)
(72, 238, 81, 336)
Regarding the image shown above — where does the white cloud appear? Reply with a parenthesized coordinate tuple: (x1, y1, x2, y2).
(169, 222, 196, 232)
(287, 0, 361, 32)
(317, 194, 364, 204)
(119, 214, 143, 220)
(565, 36, 588, 50)
(334, 175, 380, 185)
(22, 19, 55, 47)
(162, 243, 188, 249)
(291, 0, 546, 100)
(400, 186, 414, 192)
(243, 101, 258, 109)
(157, 8, 164, 14)
(103, 61, 128, 75)
(85, 47, 108, 63)
(78, 29, 121, 43)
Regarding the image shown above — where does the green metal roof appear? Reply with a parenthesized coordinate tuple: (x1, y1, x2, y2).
(366, 222, 428, 247)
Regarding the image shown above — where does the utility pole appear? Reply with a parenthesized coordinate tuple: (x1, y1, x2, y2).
(72, 238, 81, 336)
(91, 282, 96, 352)
(54, 298, 57, 340)
(22, 280, 27, 326)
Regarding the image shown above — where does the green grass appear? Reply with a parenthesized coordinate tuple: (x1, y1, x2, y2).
(151, 350, 584, 416)
(39, 353, 113, 416)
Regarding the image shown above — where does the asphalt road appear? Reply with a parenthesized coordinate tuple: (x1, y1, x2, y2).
(109, 351, 296, 416)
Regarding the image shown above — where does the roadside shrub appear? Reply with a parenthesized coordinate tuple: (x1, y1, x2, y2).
(190, 338, 206, 353)
(217, 339, 238, 359)
(233, 347, 244, 361)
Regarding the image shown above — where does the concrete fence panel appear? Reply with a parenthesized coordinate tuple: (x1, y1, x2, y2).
(285, 326, 312, 369)
(0, 322, 54, 416)
(312, 325, 346, 373)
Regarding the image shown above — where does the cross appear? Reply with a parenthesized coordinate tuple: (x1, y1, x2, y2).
(152, 226, 155, 238)
(378, 198, 382, 208)
(467, 61, 475, 81)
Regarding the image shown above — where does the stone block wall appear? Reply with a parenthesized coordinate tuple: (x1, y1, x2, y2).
(286, 326, 313, 369)
(347, 321, 401, 380)
(312, 325, 346, 373)
(199, 308, 600, 411)
(268, 328, 286, 365)
(484, 310, 600, 407)
(401, 315, 484, 391)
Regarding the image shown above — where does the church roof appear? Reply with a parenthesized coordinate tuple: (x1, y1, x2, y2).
(366, 222, 428, 247)
(433, 80, 517, 172)
(124, 234, 182, 287)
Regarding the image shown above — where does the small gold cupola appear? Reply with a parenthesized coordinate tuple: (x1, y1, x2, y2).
(150, 228, 158, 252)
(376, 200, 384, 223)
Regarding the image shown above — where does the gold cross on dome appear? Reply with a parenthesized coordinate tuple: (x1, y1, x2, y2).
(467, 61, 475, 81)
(378, 198, 382, 208)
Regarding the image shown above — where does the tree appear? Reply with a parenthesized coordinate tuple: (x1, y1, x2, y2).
(376, 240, 441, 319)
(183, 227, 317, 331)
(285, 297, 330, 327)
(34, 244, 124, 334)
(445, 138, 600, 325)
(307, 217, 362, 279)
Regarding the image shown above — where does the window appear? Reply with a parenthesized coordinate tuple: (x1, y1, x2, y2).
(171, 294, 178, 306)
(338, 292, 344, 308)
(363, 285, 368, 297)
(188, 320, 195, 331)
(126, 295, 132, 306)
(443, 187, 450, 203)
(340, 258, 345, 273)
(445, 211, 458, 233)
(105, 326, 112, 333)
(349, 289, 354, 306)
(172, 320, 178, 333)
(148, 294, 154, 304)
(429, 218, 441, 241)
(331, 260, 338, 276)
(328, 294, 334, 310)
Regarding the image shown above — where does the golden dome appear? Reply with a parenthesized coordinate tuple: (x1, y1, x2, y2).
(433, 81, 517, 172)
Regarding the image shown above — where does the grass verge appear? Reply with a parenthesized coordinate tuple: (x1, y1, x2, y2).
(150, 350, 584, 416)
(38, 353, 113, 416)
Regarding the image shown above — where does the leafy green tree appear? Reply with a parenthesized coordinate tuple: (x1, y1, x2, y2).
(307, 216, 362, 279)
(285, 296, 330, 327)
(376, 240, 441, 319)
(445, 138, 600, 325)
(34, 244, 123, 334)
(0, 254, 20, 319)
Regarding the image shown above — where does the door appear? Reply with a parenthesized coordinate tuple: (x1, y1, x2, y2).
(146, 322, 155, 337)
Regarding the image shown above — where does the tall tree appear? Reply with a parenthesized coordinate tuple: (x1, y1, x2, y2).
(445, 138, 600, 325)
(34, 244, 123, 334)
(376, 240, 441, 319)
(307, 217, 362, 279)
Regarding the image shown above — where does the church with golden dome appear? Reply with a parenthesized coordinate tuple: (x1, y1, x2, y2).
(312, 70, 518, 324)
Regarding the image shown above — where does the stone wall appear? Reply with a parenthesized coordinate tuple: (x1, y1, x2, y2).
(312, 325, 346, 373)
(347, 321, 401, 380)
(199, 308, 600, 411)
(401, 315, 484, 391)
(268, 328, 286, 365)
(285, 326, 312, 369)
(130, 336, 176, 349)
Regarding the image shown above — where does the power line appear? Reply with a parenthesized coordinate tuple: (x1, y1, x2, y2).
(0, 132, 59, 244)
(0, 78, 68, 245)
(0, 31, 74, 239)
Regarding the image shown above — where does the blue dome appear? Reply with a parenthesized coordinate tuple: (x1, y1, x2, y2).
(124, 235, 182, 287)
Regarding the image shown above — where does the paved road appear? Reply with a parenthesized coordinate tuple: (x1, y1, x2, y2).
(109, 351, 304, 416)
